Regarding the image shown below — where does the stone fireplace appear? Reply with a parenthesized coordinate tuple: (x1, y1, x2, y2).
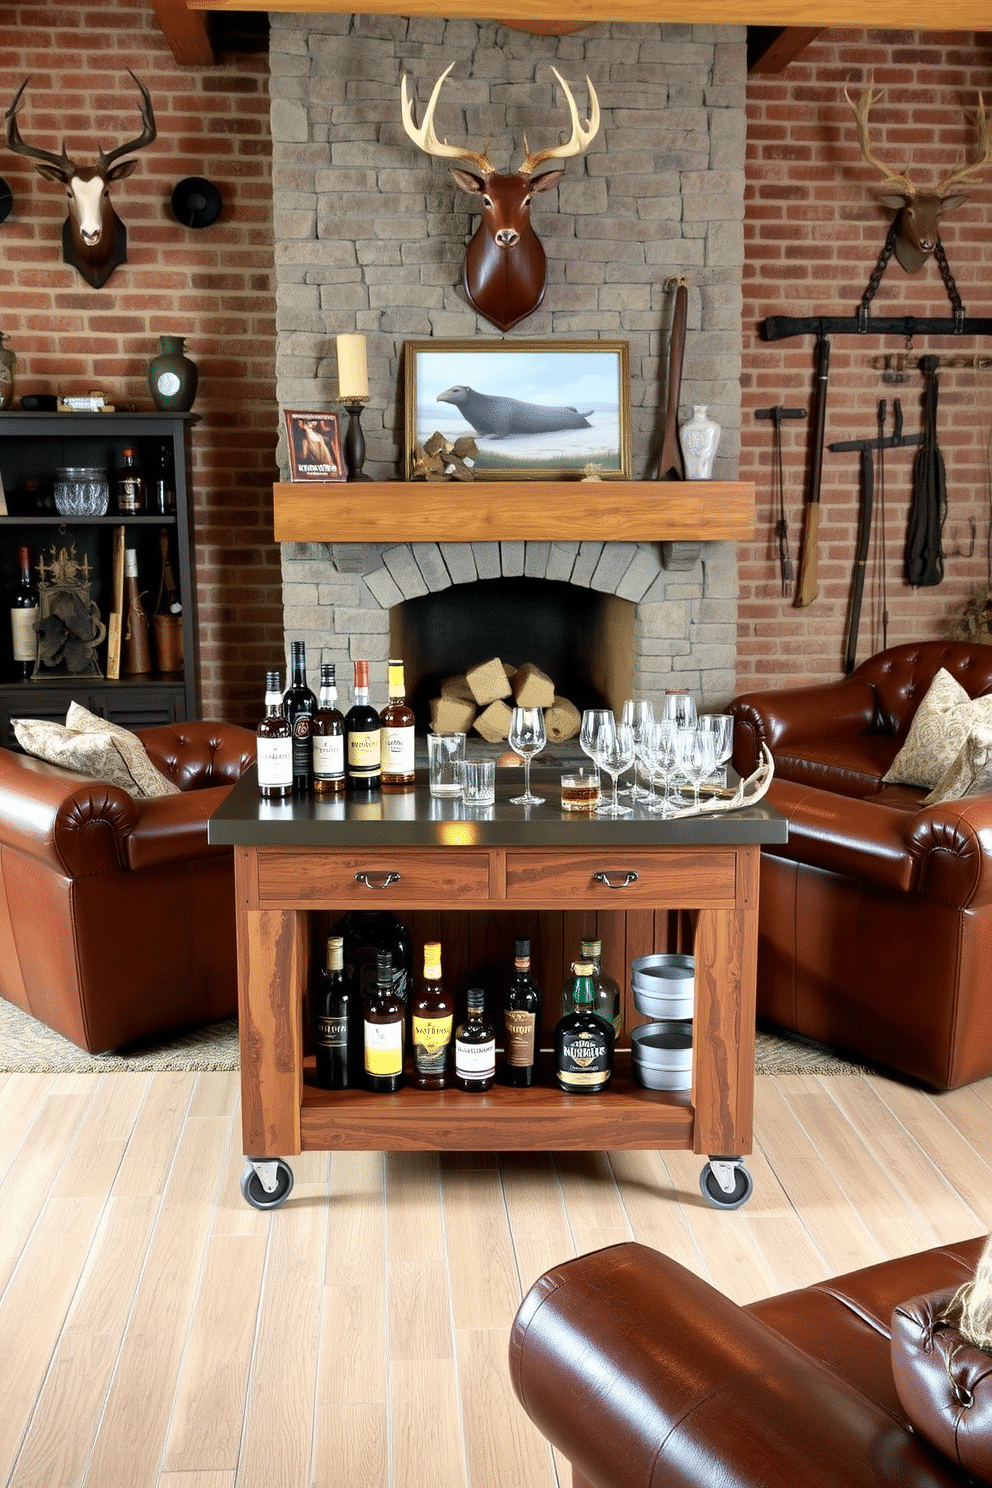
(269, 14, 747, 715)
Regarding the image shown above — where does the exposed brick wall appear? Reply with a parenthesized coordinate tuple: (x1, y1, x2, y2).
(0, 0, 281, 724)
(740, 30, 992, 693)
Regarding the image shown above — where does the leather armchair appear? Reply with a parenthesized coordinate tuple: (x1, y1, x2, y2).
(0, 720, 255, 1053)
(729, 643, 992, 1089)
(510, 1235, 987, 1488)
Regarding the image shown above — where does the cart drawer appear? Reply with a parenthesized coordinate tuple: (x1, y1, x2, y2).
(504, 849, 738, 907)
(254, 849, 493, 907)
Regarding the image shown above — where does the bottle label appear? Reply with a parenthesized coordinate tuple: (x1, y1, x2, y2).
(455, 1038, 496, 1080)
(348, 729, 381, 775)
(313, 733, 345, 779)
(381, 726, 415, 774)
(413, 1014, 453, 1074)
(10, 606, 38, 663)
(365, 1019, 403, 1076)
(257, 736, 292, 787)
(118, 475, 144, 512)
(316, 1015, 348, 1050)
(558, 1066, 611, 1089)
(504, 1009, 537, 1066)
(558, 1029, 611, 1088)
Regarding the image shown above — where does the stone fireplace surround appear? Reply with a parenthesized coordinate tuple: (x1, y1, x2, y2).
(270, 14, 747, 716)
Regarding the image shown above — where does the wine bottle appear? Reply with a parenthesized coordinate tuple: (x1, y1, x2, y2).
(455, 987, 496, 1092)
(116, 446, 146, 514)
(10, 544, 38, 681)
(122, 547, 152, 676)
(312, 661, 345, 795)
(151, 443, 176, 514)
(312, 934, 362, 1089)
(364, 948, 404, 1092)
(256, 670, 292, 800)
(554, 961, 614, 1094)
(412, 940, 454, 1090)
(501, 937, 542, 1087)
(284, 640, 317, 795)
(380, 657, 416, 790)
(345, 658, 381, 792)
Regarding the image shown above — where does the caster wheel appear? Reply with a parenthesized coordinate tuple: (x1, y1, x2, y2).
(241, 1159, 294, 1209)
(699, 1160, 753, 1210)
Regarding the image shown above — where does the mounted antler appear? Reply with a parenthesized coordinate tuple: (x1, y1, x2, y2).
(845, 82, 991, 273)
(97, 70, 157, 173)
(399, 66, 600, 330)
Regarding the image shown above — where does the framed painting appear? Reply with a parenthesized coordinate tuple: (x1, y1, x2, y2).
(284, 409, 346, 483)
(404, 339, 631, 481)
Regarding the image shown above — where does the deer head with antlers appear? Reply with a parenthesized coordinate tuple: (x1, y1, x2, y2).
(4, 71, 157, 289)
(401, 64, 599, 331)
(845, 83, 991, 274)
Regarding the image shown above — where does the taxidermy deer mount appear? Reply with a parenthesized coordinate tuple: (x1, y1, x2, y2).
(4, 70, 157, 289)
(845, 83, 991, 274)
(401, 64, 600, 331)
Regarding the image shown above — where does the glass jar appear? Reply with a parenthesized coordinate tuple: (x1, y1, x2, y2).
(53, 466, 110, 516)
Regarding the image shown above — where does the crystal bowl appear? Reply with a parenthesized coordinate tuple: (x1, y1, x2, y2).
(53, 466, 110, 517)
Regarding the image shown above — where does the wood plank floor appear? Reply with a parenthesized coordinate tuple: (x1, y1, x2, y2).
(1, 1066, 990, 1488)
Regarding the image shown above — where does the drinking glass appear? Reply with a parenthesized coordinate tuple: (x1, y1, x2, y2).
(508, 706, 547, 806)
(647, 718, 679, 815)
(699, 713, 734, 785)
(593, 716, 636, 817)
(677, 725, 717, 809)
(620, 698, 654, 799)
(663, 689, 697, 729)
(579, 709, 611, 769)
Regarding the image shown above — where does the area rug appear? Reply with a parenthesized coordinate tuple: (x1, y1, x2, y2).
(0, 998, 869, 1077)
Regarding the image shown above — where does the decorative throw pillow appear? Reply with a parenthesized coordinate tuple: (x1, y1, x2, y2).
(882, 668, 992, 790)
(64, 701, 178, 798)
(13, 705, 179, 800)
(924, 722, 992, 805)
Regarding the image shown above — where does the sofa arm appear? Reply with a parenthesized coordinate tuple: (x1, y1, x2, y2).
(768, 781, 916, 893)
(905, 796, 992, 909)
(510, 1243, 959, 1488)
(0, 748, 138, 876)
(731, 677, 877, 775)
(124, 782, 241, 871)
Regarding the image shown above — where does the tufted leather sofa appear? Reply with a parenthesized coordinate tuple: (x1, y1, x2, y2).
(730, 642, 992, 1089)
(510, 1235, 988, 1488)
(0, 719, 255, 1053)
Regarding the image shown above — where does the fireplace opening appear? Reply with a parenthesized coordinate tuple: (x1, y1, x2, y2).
(390, 576, 635, 732)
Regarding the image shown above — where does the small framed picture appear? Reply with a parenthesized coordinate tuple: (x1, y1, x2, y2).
(284, 410, 346, 482)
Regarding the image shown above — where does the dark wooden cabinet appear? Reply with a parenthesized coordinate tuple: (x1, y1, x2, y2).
(0, 412, 199, 745)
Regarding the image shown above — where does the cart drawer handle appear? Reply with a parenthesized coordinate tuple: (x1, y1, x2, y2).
(592, 870, 639, 889)
(354, 871, 401, 890)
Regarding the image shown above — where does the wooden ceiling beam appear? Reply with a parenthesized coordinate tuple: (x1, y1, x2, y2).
(748, 27, 823, 73)
(151, 0, 216, 64)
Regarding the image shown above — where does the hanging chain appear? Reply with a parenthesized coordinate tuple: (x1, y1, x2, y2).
(858, 223, 896, 324)
(933, 238, 966, 326)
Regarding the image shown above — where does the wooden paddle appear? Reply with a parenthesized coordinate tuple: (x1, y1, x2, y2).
(656, 276, 687, 481)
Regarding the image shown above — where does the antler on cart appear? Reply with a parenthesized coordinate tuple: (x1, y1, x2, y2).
(664, 745, 775, 820)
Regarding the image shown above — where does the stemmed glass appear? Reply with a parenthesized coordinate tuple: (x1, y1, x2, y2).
(699, 714, 734, 786)
(647, 718, 679, 815)
(620, 699, 654, 799)
(592, 716, 636, 817)
(508, 706, 547, 806)
(579, 709, 611, 778)
(663, 690, 697, 729)
(677, 725, 717, 809)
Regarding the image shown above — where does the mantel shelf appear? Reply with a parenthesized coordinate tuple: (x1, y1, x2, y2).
(272, 480, 754, 544)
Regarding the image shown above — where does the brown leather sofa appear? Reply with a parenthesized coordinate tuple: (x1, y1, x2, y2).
(729, 642, 992, 1089)
(510, 1234, 987, 1488)
(0, 719, 255, 1053)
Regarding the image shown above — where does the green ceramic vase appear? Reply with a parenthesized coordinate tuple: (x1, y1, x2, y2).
(148, 335, 198, 413)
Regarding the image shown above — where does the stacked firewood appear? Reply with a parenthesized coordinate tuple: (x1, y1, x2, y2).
(429, 658, 581, 742)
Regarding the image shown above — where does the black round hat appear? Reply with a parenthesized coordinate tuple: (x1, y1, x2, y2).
(170, 176, 222, 229)
(0, 178, 13, 225)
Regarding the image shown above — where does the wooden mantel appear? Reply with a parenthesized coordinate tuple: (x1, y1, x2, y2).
(272, 479, 754, 544)
(186, 0, 991, 25)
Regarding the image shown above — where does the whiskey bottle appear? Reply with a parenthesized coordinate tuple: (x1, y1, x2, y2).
(554, 961, 614, 1094)
(411, 940, 454, 1090)
(561, 938, 622, 1037)
(284, 640, 317, 795)
(151, 443, 176, 515)
(345, 658, 381, 792)
(455, 987, 496, 1092)
(256, 670, 292, 800)
(379, 658, 416, 790)
(116, 447, 146, 514)
(312, 934, 362, 1089)
(312, 661, 345, 795)
(121, 547, 152, 676)
(10, 545, 38, 681)
(501, 937, 542, 1087)
(364, 948, 404, 1092)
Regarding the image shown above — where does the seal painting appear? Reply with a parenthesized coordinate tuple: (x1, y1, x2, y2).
(437, 384, 594, 439)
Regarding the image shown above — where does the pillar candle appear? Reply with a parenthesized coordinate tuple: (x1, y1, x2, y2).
(336, 334, 369, 400)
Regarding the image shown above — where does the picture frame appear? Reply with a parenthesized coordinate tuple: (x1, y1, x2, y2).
(284, 409, 346, 483)
(404, 339, 631, 481)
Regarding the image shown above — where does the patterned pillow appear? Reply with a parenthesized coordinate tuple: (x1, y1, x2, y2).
(13, 705, 179, 800)
(882, 668, 992, 790)
(923, 721, 992, 805)
(64, 701, 178, 797)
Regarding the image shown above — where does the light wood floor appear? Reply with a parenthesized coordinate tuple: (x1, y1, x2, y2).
(1, 1066, 991, 1488)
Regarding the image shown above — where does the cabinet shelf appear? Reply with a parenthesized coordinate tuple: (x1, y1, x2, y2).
(1, 514, 178, 526)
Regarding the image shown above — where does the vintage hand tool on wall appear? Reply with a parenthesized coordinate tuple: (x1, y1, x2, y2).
(656, 276, 688, 481)
(907, 355, 947, 587)
(756, 405, 806, 598)
(794, 332, 831, 607)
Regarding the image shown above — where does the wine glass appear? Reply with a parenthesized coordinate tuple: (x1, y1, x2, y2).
(677, 725, 717, 809)
(647, 717, 679, 815)
(620, 699, 654, 799)
(508, 706, 547, 806)
(593, 716, 636, 817)
(580, 709, 611, 770)
(699, 713, 734, 786)
(663, 689, 697, 729)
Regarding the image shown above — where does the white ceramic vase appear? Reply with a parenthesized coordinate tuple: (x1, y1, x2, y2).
(678, 405, 721, 480)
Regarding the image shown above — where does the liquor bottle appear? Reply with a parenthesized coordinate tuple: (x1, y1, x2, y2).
(332, 910, 413, 1011)
(379, 657, 416, 790)
(312, 934, 363, 1089)
(364, 948, 405, 1092)
(312, 661, 345, 796)
(561, 938, 622, 1038)
(345, 658, 381, 792)
(116, 447, 146, 514)
(554, 961, 614, 1094)
(455, 987, 496, 1092)
(256, 670, 293, 800)
(121, 547, 152, 676)
(502, 937, 542, 1087)
(10, 545, 38, 681)
(284, 640, 317, 794)
(411, 940, 454, 1090)
(151, 443, 176, 515)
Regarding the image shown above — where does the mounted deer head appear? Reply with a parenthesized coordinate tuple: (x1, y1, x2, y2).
(401, 64, 599, 331)
(4, 71, 157, 289)
(845, 83, 991, 274)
